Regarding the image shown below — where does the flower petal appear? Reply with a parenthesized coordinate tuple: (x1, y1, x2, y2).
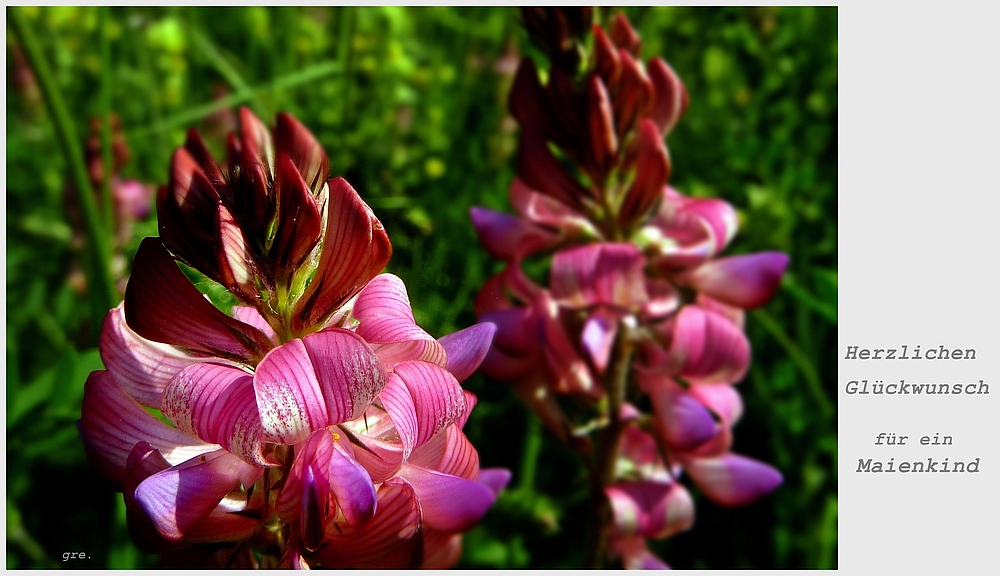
(124, 238, 273, 362)
(679, 252, 789, 309)
(581, 306, 621, 374)
(269, 153, 323, 276)
(319, 479, 422, 569)
(619, 119, 670, 228)
(393, 361, 466, 448)
(79, 371, 217, 486)
(646, 380, 718, 451)
(329, 441, 378, 528)
(352, 274, 447, 369)
(550, 242, 649, 309)
(668, 305, 750, 384)
(606, 480, 694, 539)
(133, 449, 254, 541)
(399, 464, 497, 532)
(162, 363, 268, 465)
(684, 453, 783, 507)
(438, 322, 497, 383)
(470, 207, 558, 262)
(293, 177, 392, 331)
(647, 57, 688, 135)
(100, 304, 202, 409)
(274, 112, 329, 196)
(254, 329, 385, 444)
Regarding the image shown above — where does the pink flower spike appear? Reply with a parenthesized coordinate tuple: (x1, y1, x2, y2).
(679, 252, 789, 310)
(685, 453, 783, 507)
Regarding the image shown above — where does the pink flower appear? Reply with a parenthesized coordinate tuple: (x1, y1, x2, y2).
(80, 110, 507, 568)
(471, 9, 786, 568)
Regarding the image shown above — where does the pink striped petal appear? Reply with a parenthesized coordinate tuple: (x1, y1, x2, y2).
(399, 465, 497, 532)
(124, 238, 273, 362)
(470, 207, 558, 261)
(319, 479, 421, 569)
(293, 177, 392, 331)
(378, 374, 418, 462)
(679, 252, 789, 309)
(408, 425, 480, 480)
(438, 322, 496, 383)
(352, 274, 447, 369)
(606, 481, 694, 539)
(456, 390, 476, 429)
(99, 304, 201, 409)
(550, 243, 648, 309)
(254, 329, 384, 444)
(79, 371, 217, 486)
(134, 449, 254, 541)
(162, 363, 268, 465)
(393, 361, 466, 448)
(685, 453, 783, 507)
(669, 305, 750, 384)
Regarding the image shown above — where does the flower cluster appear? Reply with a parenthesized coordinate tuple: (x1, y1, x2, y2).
(472, 9, 787, 568)
(80, 108, 508, 568)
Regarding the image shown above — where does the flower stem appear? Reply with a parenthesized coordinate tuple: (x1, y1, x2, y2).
(584, 318, 636, 569)
(9, 7, 117, 331)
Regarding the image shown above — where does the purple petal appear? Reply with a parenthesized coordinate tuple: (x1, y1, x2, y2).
(329, 441, 378, 528)
(550, 243, 649, 308)
(133, 449, 253, 541)
(685, 453, 783, 507)
(647, 383, 718, 451)
(689, 384, 744, 425)
(99, 304, 201, 409)
(438, 322, 497, 383)
(680, 252, 789, 310)
(399, 465, 497, 532)
(477, 468, 512, 496)
(162, 363, 268, 465)
(470, 207, 558, 261)
(79, 371, 217, 486)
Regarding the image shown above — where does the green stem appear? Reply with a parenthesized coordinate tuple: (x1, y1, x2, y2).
(585, 319, 636, 569)
(99, 6, 115, 233)
(517, 414, 543, 491)
(9, 7, 117, 329)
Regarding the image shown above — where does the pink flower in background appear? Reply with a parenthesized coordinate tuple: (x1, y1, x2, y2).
(471, 8, 787, 568)
(80, 109, 507, 568)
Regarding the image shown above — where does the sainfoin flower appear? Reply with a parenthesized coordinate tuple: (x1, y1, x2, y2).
(472, 9, 785, 568)
(79, 108, 508, 568)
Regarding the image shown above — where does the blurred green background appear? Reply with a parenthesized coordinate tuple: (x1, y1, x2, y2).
(5, 6, 837, 569)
